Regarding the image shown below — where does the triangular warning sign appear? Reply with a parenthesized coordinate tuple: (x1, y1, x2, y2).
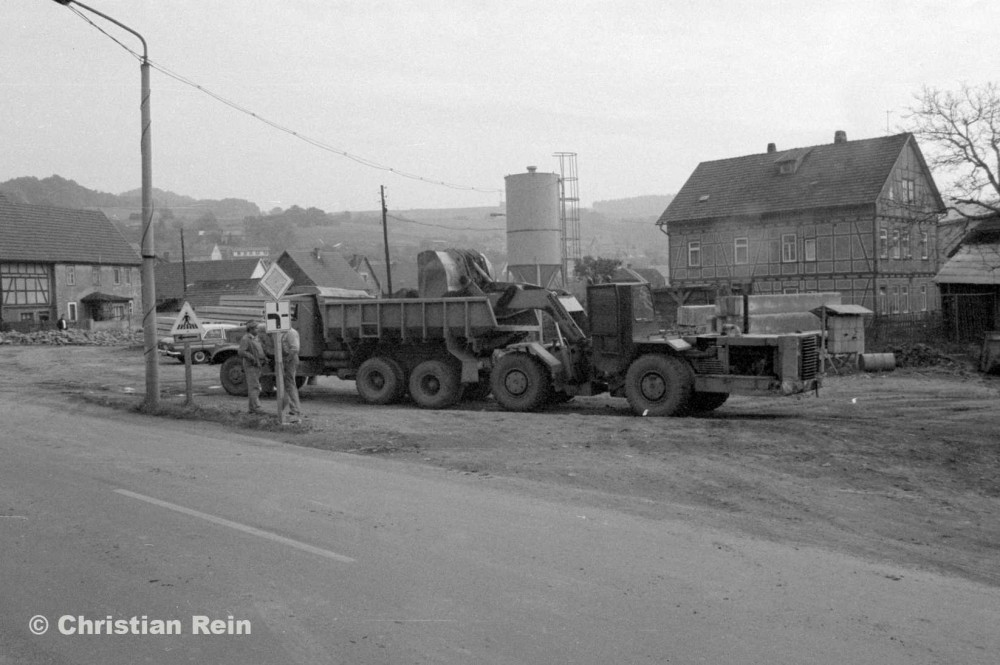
(170, 302, 204, 338)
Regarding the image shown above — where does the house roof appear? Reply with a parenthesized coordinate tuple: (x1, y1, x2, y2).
(276, 249, 369, 292)
(155, 258, 266, 300)
(658, 133, 942, 225)
(935, 242, 1000, 285)
(0, 193, 140, 265)
(182, 278, 264, 308)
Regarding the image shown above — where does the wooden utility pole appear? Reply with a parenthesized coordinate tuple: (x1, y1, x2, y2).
(381, 185, 393, 295)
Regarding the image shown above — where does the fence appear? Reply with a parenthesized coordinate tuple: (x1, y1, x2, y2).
(864, 311, 948, 350)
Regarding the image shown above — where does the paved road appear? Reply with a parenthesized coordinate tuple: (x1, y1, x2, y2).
(1, 396, 997, 664)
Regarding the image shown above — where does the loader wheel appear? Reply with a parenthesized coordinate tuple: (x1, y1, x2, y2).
(409, 359, 461, 409)
(491, 353, 552, 412)
(356, 357, 406, 405)
(687, 391, 729, 414)
(220, 356, 247, 396)
(624, 355, 694, 417)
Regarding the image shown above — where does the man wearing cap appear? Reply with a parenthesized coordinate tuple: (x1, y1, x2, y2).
(281, 325, 303, 423)
(238, 321, 266, 414)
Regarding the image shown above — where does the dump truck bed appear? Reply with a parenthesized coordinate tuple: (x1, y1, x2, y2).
(318, 296, 502, 342)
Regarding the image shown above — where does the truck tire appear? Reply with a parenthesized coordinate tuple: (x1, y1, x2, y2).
(408, 359, 461, 409)
(687, 391, 729, 413)
(624, 355, 694, 417)
(491, 353, 552, 412)
(220, 356, 247, 396)
(356, 357, 406, 405)
(192, 350, 209, 364)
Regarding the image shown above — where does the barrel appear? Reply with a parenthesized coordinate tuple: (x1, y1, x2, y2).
(859, 352, 896, 372)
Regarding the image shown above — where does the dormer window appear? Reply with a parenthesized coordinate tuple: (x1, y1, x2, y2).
(698, 194, 710, 203)
(774, 147, 811, 175)
(778, 161, 796, 174)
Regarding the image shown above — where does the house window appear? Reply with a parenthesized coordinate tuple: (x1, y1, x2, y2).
(903, 178, 916, 204)
(782, 286, 799, 294)
(734, 238, 749, 265)
(781, 234, 797, 263)
(688, 241, 701, 268)
(91, 266, 101, 286)
(111, 304, 126, 319)
(126, 268, 132, 285)
(20, 312, 34, 322)
(920, 284, 927, 311)
(901, 230, 911, 259)
(920, 232, 929, 259)
(113, 267, 122, 285)
(891, 286, 900, 314)
(901, 285, 909, 313)
(67, 266, 76, 286)
(1, 263, 50, 305)
(67, 302, 78, 322)
(879, 286, 887, 314)
(891, 230, 900, 259)
(804, 238, 816, 262)
(879, 229, 888, 259)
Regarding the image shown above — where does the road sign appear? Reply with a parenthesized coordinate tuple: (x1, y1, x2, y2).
(170, 302, 204, 341)
(264, 301, 291, 333)
(259, 263, 293, 301)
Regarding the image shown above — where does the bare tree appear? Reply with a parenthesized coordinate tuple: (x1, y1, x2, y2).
(907, 83, 1000, 220)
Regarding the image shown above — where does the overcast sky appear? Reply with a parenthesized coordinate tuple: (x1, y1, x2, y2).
(3, 1, 995, 213)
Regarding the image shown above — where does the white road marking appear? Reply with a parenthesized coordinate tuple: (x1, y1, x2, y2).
(114, 489, 355, 564)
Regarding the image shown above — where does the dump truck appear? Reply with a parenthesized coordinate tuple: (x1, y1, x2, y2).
(217, 250, 821, 416)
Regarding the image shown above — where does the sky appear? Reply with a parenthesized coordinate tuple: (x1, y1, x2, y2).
(3, 0, 996, 214)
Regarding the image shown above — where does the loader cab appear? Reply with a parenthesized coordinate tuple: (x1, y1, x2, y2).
(586, 283, 657, 375)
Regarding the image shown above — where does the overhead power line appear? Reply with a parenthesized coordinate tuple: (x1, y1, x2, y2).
(386, 213, 504, 232)
(63, 8, 503, 196)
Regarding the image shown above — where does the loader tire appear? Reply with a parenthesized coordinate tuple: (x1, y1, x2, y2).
(220, 356, 247, 396)
(356, 357, 406, 405)
(491, 353, 552, 412)
(409, 359, 461, 409)
(624, 354, 694, 417)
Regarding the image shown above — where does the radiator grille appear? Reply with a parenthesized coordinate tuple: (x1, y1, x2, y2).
(800, 334, 819, 380)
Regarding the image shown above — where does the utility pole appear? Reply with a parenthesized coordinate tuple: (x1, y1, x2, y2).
(180, 228, 187, 299)
(381, 185, 393, 295)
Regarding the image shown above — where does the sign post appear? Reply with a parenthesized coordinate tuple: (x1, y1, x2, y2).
(169, 302, 204, 406)
(258, 265, 294, 424)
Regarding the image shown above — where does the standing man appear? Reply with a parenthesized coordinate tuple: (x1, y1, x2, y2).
(281, 324, 302, 423)
(239, 321, 266, 415)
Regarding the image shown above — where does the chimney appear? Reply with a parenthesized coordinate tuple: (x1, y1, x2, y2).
(314, 247, 322, 261)
(834, 130, 847, 144)
(526, 165, 537, 173)
(767, 143, 776, 153)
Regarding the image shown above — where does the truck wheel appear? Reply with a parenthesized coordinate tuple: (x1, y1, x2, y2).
(220, 356, 248, 396)
(491, 353, 552, 411)
(624, 355, 694, 416)
(356, 357, 405, 404)
(409, 359, 461, 409)
(687, 391, 729, 413)
(192, 350, 209, 364)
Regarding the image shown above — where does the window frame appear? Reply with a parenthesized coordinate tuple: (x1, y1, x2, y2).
(66, 266, 76, 286)
(920, 231, 929, 260)
(67, 302, 78, 322)
(879, 229, 888, 259)
(891, 230, 901, 260)
(734, 237, 749, 265)
(803, 238, 816, 262)
(687, 241, 701, 268)
(781, 233, 797, 263)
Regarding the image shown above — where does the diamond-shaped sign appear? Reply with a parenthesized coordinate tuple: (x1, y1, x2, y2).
(259, 263, 293, 301)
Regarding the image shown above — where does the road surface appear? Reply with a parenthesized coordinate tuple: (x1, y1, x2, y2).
(1, 394, 997, 664)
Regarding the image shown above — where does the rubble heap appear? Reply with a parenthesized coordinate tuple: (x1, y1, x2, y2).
(891, 343, 959, 368)
(0, 329, 142, 346)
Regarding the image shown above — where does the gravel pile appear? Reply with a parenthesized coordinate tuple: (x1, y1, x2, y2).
(0, 329, 142, 346)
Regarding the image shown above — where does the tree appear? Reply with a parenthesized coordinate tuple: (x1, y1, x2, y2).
(907, 83, 1000, 220)
(574, 255, 621, 284)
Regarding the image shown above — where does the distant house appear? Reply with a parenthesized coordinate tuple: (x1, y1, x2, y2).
(934, 215, 1000, 341)
(154, 257, 267, 309)
(657, 131, 945, 315)
(0, 193, 140, 329)
(347, 254, 382, 296)
(277, 248, 370, 293)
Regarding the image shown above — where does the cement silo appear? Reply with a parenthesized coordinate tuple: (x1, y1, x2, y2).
(505, 166, 563, 288)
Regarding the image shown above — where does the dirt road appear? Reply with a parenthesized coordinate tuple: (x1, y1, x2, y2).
(4, 343, 998, 586)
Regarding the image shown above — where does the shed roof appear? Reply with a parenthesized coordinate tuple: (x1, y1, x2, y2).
(658, 133, 942, 225)
(0, 193, 140, 265)
(277, 249, 369, 292)
(934, 243, 1000, 285)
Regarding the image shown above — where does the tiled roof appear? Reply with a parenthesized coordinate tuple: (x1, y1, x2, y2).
(155, 258, 266, 299)
(0, 193, 140, 265)
(658, 133, 932, 225)
(935, 242, 1000, 285)
(277, 250, 369, 292)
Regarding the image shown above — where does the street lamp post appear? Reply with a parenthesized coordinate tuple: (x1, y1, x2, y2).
(53, 0, 158, 407)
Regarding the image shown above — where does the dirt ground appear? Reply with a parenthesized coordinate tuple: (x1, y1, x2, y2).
(4, 343, 998, 587)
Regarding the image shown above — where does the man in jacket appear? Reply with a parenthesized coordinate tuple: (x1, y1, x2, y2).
(281, 326, 302, 423)
(238, 322, 266, 414)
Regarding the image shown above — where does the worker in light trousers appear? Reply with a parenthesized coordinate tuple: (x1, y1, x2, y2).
(281, 326, 302, 423)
